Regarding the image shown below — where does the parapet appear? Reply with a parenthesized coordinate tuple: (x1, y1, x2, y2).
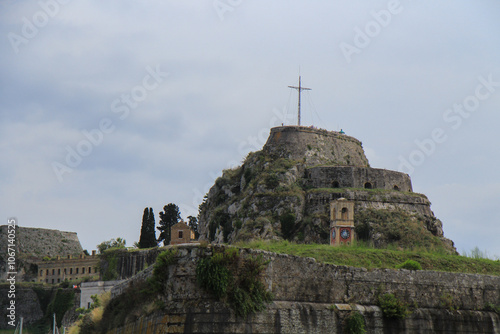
(263, 126, 370, 167)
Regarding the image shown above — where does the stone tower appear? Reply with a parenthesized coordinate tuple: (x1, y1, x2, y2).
(330, 198, 355, 246)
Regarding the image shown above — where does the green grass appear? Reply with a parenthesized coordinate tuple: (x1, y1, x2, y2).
(237, 240, 500, 276)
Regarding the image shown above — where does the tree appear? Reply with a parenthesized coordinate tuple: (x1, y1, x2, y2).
(157, 203, 181, 246)
(97, 237, 126, 254)
(139, 207, 157, 248)
(188, 215, 200, 239)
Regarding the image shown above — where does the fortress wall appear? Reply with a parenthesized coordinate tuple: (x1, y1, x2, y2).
(0, 225, 83, 258)
(306, 190, 433, 217)
(263, 126, 370, 167)
(103, 245, 500, 333)
(305, 166, 413, 192)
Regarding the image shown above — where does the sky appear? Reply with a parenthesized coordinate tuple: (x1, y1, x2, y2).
(1, 1, 499, 258)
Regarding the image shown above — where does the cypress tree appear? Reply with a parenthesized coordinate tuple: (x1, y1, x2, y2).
(139, 207, 157, 248)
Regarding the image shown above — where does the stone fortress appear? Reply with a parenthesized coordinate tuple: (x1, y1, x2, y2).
(265, 125, 412, 191)
(198, 125, 454, 251)
(0, 225, 98, 283)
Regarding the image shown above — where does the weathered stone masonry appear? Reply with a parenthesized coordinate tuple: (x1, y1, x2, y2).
(106, 245, 500, 333)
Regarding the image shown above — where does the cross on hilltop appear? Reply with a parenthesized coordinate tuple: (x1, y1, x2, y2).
(288, 76, 311, 126)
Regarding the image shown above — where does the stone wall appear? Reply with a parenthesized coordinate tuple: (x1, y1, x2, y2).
(0, 225, 84, 281)
(80, 280, 125, 309)
(305, 166, 413, 192)
(0, 225, 83, 258)
(105, 245, 500, 333)
(263, 126, 370, 167)
(305, 189, 434, 217)
(105, 303, 500, 334)
(0, 286, 44, 329)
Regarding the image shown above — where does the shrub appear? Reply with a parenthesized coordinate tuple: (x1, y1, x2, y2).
(378, 293, 409, 319)
(196, 248, 273, 317)
(280, 212, 296, 240)
(439, 293, 457, 311)
(344, 310, 366, 334)
(484, 303, 500, 313)
(396, 259, 422, 270)
(150, 249, 178, 293)
(196, 252, 232, 298)
(265, 173, 280, 188)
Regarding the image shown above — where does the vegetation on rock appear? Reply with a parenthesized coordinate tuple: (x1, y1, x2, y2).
(97, 238, 126, 254)
(196, 247, 273, 317)
(344, 310, 366, 334)
(378, 293, 409, 319)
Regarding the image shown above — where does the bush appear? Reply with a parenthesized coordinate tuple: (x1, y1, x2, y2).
(265, 173, 280, 188)
(484, 303, 500, 313)
(196, 252, 232, 298)
(150, 249, 178, 293)
(280, 213, 296, 240)
(344, 310, 366, 334)
(396, 259, 422, 270)
(196, 248, 273, 317)
(378, 293, 409, 319)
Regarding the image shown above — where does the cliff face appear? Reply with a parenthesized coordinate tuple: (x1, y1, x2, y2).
(197, 126, 455, 253)
(102, 246, 500, 334)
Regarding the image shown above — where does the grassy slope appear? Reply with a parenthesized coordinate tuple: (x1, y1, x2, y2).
(238, 240, 500, 276)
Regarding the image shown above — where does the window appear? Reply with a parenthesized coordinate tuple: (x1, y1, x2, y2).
(82, 267, 85, 274)
(40, 270, 43, 276)
(46, 279, 48, 283)
(364, 182, 372, 189)
(179, 230, 183, 239)
(58, 269, 61, 275)
(64, 268, 67, 274)
(57, 278, 60, 283)
(89, 267, 92, 273)
(393, 185, 400, 191)
(332, 181, 340, 188)
(70, 268, 73, 274)
(46, 269, 49, 275)
(52, 269, 55, 275)
(76, 268, 79, 274)
(52, 279, 54, 284)
(341, 207, 348, 220)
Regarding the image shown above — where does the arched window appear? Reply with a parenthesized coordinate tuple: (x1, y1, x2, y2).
(393, 185, 400, 191)
(332, 181, 340, 188)
(364, 182, 372, 189)
(341, 207, 348, 220)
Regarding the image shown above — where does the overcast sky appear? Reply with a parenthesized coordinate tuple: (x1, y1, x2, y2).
(1, 1, 499, 258)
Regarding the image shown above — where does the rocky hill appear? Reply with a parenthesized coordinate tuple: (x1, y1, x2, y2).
(198, 126, 456, 253)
